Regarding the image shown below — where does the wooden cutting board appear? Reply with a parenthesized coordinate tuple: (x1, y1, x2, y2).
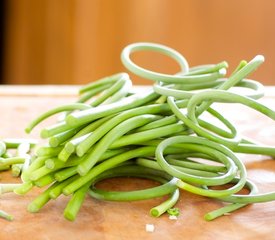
(0, 86, 275, 240)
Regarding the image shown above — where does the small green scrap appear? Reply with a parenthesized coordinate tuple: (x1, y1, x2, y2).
(167, 207, 180, 217)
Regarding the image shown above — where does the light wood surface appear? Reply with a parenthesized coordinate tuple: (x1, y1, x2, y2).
(0, 86, 275, 240)
(3, 0, 275, 85)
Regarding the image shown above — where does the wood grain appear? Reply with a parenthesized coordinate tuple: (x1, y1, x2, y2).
(0, 86, 275, 240)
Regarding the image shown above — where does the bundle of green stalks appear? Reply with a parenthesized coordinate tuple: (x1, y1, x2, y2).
(2, 42, 275, 222)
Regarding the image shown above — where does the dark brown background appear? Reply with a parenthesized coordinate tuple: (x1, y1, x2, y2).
(1, 0, 275, 85)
